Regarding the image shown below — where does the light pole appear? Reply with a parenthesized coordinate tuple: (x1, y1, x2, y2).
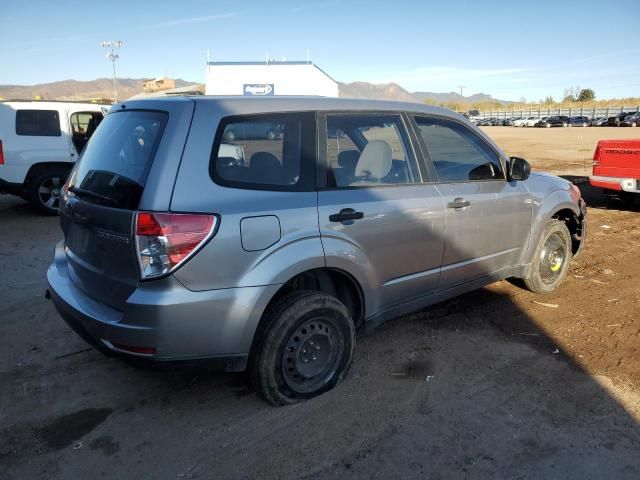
(100, 40, 123, 102)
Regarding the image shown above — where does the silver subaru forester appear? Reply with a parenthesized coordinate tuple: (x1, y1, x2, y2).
(47, 96, 586, 405)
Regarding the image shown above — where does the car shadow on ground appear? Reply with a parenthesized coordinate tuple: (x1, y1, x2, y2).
(6, 281, 638, 479)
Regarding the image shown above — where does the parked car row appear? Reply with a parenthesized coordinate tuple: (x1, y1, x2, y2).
(471, 112, 640, 128)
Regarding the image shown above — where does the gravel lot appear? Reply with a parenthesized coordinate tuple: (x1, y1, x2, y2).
(1, 127, 639, 479)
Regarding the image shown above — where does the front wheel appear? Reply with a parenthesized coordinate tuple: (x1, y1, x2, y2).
(250, 291, 355, 406)
(523, 219, 573, 294)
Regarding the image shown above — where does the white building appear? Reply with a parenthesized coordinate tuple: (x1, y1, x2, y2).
(205, 60, 339, 97)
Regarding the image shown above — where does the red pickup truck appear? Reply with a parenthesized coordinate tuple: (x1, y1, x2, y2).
(589, 140, 640, 203)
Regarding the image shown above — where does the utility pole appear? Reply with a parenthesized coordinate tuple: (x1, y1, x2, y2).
(457, 85, 466, 97)
(100, 41, 123, 103)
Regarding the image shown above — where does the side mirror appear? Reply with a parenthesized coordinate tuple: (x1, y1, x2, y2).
(508, 157, 531, 181)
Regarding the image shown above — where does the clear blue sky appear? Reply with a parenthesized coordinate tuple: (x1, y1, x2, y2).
(1, 0, 639, 101)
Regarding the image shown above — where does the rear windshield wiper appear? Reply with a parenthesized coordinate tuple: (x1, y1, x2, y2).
(68, 186, 119, 207)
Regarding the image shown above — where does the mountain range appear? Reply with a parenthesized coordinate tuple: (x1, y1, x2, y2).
(339, 82, 510, 105)
(0, 78, 510, 105)
(0, 78, 198, 102)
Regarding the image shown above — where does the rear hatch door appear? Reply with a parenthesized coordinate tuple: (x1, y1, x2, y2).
(60, 100, 194, 311)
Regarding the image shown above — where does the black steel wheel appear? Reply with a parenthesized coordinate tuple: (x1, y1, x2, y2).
(250, 290, 355, 406)
(281, 317, 343, 394)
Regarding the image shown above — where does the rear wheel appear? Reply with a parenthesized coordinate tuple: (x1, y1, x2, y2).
(28, 166, 70, 215)
(250, 290, 355, 406)
(523, 219, 572, 294)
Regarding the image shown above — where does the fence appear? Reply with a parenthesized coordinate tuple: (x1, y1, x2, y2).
(466, 106, 640, 119)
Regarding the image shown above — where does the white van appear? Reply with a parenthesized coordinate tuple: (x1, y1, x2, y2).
(0, 101, 108, 214)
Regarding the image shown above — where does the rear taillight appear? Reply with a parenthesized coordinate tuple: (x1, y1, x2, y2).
(593, 144, 601, 167)
(0, 140, 4, 165)
(135, 212, 217, 280)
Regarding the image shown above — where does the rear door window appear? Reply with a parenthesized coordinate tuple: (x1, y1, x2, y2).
(324, 114, 420, 187)
(15, 109, 61, 136)
(210, 112, 315, 190)
(68, 110, 167, 210)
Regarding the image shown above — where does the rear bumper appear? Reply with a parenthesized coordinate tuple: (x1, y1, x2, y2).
(589, 176, 640, 193)
(0, 178, 24, 196)
(0, 164, 30, 185)
(47, 240, 280, 371)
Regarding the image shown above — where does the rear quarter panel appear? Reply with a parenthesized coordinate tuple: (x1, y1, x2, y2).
(169, 100, 325, 291)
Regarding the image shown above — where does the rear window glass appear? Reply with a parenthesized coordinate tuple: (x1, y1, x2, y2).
(211, 113, 315, 190)
(15, 109, 61, 136)
(68, 110, 167, 210)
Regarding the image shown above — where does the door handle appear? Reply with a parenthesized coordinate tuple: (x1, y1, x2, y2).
(329, 208, 364, 222)
(447, 197, 471, 209)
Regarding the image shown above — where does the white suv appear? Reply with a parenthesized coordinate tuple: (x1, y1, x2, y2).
(0, 101, 108, 214)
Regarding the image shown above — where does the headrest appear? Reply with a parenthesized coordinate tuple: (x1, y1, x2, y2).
(250, 152, 280, 170)
(337, 150, 360, 169)
(354, 140, 392, 180)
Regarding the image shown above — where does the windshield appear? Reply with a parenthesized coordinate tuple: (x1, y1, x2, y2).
(67, 110, 167, 210)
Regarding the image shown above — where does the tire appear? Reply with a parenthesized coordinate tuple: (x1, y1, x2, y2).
(523, 219, 573, 294)
(250, 290, 355, 406)
(266, 129, 277, 140)
(224, 130, 236, 142)
(28, 166, 70, 215)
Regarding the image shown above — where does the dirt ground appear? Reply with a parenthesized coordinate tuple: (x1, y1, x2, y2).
(1, 127, 640, 479)
(481, 125, 640, 177)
